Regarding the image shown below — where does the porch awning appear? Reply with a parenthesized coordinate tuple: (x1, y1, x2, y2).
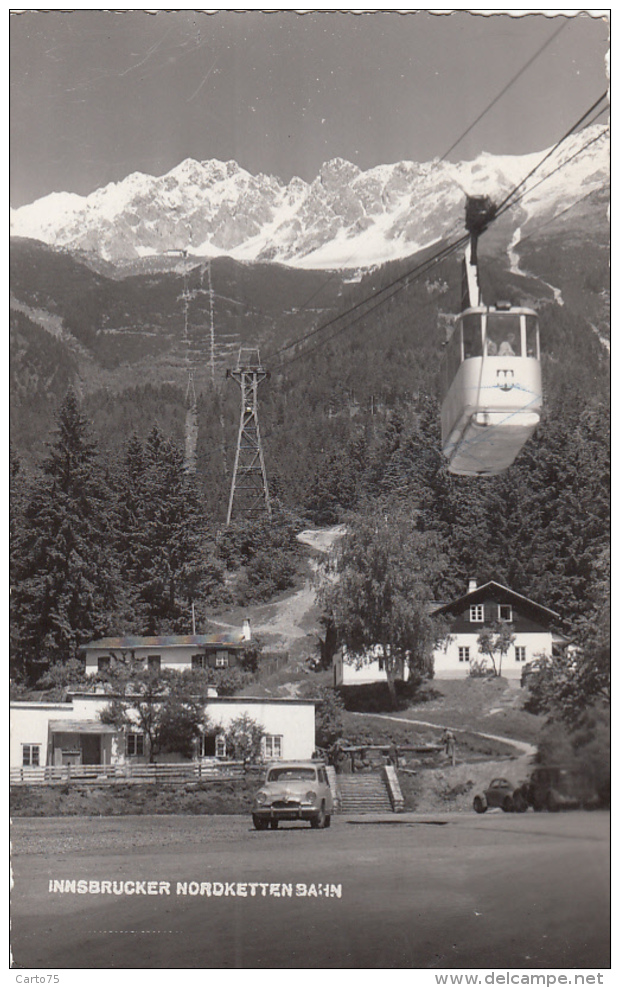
(48, 720, 118, 734)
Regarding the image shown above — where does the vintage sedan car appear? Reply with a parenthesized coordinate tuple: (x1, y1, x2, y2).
(252, 761, 333, 830)
(473, 777, 528, 814)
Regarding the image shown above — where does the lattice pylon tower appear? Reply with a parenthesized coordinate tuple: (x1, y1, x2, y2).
(226, 348, 272, 525)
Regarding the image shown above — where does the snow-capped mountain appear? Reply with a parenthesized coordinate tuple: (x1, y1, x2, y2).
(10, 125, 609, 269)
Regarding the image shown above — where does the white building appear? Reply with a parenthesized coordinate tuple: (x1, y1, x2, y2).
(333, 579, 566, 687)
(82, 625, 252, 677)
(333, 645, 409, 688)
(10, 692, 316, 770)
(431, 580, 566, 681)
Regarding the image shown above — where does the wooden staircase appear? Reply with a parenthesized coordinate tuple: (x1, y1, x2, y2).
(336, 772, 393, 813)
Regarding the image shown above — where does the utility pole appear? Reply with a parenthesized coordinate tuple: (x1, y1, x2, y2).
(226, 348, 272, 525)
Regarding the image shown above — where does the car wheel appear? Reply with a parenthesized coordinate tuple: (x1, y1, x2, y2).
(311, 803, 326, 829)
(270, 819, 279, 829)
(502, 796, 514, 813)
(473, 796, 487, 814)
(513, 791, 528, 813)
(547, 792, 560, 813)
(253, 816, 268, 831)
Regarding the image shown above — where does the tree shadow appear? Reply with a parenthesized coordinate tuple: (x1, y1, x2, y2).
(339, 680, 441, 713)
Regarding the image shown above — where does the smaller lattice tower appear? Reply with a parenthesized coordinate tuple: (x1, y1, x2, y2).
(226, 348, 271, 525)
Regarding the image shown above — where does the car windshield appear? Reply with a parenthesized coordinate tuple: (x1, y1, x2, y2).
(266, 767, 317, 782)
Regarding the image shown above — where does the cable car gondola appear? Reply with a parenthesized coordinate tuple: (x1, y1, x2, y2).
(440, 197, 543, 476)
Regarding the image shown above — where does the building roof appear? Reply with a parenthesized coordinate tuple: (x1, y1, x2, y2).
(48, 719, 117, 734)
(431, 580, 561, 622)
(67, 693, 316, 706)
(82, 633, 248, 650)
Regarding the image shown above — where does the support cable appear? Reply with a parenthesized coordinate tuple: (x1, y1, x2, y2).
(439, 20, 569, 162)
(494, 92, 608, 217)
(269, 109, 608, 372)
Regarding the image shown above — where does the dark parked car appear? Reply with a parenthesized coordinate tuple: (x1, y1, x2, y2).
(252, 761, 334, 830)
(473, 777, 528, 814)
(522, 765, 600, 812)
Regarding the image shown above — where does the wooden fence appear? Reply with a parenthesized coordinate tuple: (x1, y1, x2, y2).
(10, 760, 250, 786)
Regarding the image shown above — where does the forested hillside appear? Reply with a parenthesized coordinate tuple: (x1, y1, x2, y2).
(9, 219, 609, 691)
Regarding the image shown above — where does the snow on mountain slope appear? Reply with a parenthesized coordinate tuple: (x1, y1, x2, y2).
(10, 126, 609, 270)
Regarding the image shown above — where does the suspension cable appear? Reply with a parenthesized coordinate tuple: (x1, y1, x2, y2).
(439, 20, 569, 162)
(494, 92, 608, 217)
(269, 106, 608, 372)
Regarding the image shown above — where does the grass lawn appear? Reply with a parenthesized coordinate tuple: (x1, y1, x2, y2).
(340, 676, 544, 745)
(404, 676, 545, 743)
(340, 710, 517, 760)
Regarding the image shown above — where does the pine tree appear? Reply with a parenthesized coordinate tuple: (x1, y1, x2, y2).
(9, 444, 27, 680)
(115, 428, 221, 633)
(12, 389, 114, 681)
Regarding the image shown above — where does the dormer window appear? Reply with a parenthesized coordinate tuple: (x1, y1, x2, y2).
(498, 605, 513, 622)
(469, 605, 484, 622)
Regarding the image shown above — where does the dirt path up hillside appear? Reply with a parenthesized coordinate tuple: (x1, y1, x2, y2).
(209, 526, 345, 653)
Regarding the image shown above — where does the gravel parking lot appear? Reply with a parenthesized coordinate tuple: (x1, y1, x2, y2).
(11, 811, 610, 970)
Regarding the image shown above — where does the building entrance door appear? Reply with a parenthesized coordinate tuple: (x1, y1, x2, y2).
(81, 734, 101, 765)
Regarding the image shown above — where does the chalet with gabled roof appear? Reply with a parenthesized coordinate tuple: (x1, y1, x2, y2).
(431, 579, 567, 680)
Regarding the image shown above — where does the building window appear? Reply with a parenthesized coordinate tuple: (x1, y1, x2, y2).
(515, 646, 526, 663)
(126, 733, 145, 757)
(458, 647, 470, 663)
(264, 735, 283, 760)
(98, 656, 111, 673)
(469, 605, 484, 622)
(215, 651, 229, 669)
(191, 653, 206, 670)
(147, 654, 161, 672)
(22, 744, 41, 767)
(215, 736, 227, 759)
(498, 605, 513, 622)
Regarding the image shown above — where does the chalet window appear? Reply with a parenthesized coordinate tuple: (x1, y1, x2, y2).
(458, 647, 470, 663)
(198, 734, 216, 757)
(469, 605, 484, 622)
(147, 654, 161, 672)
(215, 736, 227, 759)
(215, 651, 229, 669)
(264, 735, 283, 760)
(126, 733, 145, 757)
(191, 654, 206, 670)
(98, 656, 111, 673)
(515, 646, 526, 663)
(22, 744, 41, 767)
(498, 605, 513, 622)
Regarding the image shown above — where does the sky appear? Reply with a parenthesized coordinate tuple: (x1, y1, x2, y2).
(9, 9, 609, 208)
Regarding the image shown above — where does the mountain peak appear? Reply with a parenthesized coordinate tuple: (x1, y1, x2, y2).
(10, 127, 609, 270)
